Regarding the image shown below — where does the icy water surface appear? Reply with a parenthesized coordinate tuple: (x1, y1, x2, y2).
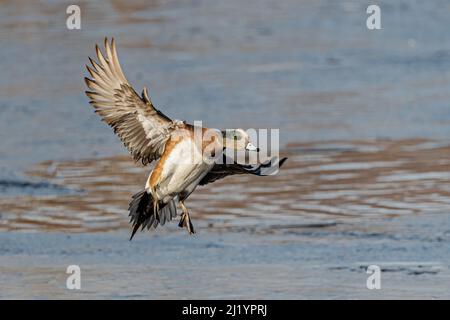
(0, 1, 450, 299)
(0, 139, 449, 234)
(2, 0, 450, 180)
(0, 139, 449, 299)
(0, 218, 449, 299)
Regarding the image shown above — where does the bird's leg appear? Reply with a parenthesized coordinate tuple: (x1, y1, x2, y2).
(150, 185, 160, 222)
(178, 201, 195, 235)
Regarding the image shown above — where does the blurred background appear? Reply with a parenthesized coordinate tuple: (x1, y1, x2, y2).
(0, 0, 449, 299)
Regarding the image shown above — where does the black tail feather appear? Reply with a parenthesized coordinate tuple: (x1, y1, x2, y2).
(128, 190, 152, 240)
(128, 190, 177, 240)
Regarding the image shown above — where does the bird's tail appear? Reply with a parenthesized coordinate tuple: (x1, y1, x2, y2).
(128, 190, 177, 240)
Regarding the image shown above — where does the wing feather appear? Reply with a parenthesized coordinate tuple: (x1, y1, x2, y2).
(85, 38, 175, 165)
(199, 156, 288, 186)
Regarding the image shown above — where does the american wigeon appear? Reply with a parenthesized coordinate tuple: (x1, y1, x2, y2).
(85, 38, 287, 239)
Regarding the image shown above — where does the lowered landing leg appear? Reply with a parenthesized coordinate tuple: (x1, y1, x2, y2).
(178, 201, 195, 235)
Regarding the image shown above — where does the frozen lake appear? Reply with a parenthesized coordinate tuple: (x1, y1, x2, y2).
(0, 1, 449, 299)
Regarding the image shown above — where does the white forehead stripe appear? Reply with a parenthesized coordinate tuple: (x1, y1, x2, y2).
(245, 142, 258, 151)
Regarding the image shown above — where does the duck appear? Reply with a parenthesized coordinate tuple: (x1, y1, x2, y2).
(85, 38, 287, 239)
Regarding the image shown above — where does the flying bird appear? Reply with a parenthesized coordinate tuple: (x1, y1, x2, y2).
(85, 38, 287, 239)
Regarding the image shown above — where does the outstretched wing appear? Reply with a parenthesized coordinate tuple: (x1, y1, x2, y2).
(85, 38, 174, 165)
(199, 156, 288, 186)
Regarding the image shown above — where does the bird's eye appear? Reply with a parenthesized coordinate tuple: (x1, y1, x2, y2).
(234, 135, 238, 141)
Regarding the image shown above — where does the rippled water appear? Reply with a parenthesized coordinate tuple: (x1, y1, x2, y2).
(1, 138, 449, 298)
(1, 1, 450, 299)
(0, 139, 449, 234)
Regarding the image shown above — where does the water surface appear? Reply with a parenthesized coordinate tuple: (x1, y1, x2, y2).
(0, 1, 450, 299)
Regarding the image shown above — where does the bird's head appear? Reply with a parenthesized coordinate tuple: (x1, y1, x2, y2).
(222, 129, 259, 152)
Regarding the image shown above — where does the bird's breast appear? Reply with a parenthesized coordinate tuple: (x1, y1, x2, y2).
(147, 137, 213, 202)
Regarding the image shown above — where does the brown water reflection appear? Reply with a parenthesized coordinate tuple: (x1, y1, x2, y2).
(0, 139, 449, 233)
